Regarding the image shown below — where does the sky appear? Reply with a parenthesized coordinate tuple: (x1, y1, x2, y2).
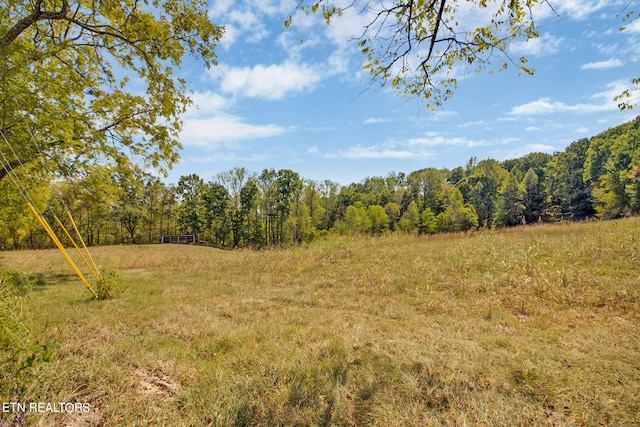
(165, 0, 640, 186)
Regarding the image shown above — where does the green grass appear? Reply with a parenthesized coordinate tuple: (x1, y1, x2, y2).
(1, 218, 639, 426)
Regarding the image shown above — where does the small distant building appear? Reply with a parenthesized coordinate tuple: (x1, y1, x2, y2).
(160, 235, 196, 244)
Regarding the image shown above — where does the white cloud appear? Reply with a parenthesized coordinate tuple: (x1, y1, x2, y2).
(227, 10, 269, 43)
(209, 0, 234, 17)
(252, 0, 297, 16)
(591, 79, 633, 101)
(184, 91, 231, 118)
(323, 131, 492, 160)
(626, 18, 640, 33)
(509, 33, 563, 56)
(218, 61, 324, 100)
(319, 6, 373, 77)
(429, 110, 458, 121)
(458, 120, 488, 129)
(181, 115, 287, 148)
(581, 59, 624, 69)
(405, 135, 487, 148)
(276, 31, 322, 61)
(217, 24, 239, 49)
(595, 43, 620, 55)
(509, 98, 571, 115)
(209, 0, 292, 49)
(536, 0, 624, 21)
(326, 144, 434, 160)
(407, 136, 484, 148)
(509, 93, 618, 115)
(363, 118, 391, 124)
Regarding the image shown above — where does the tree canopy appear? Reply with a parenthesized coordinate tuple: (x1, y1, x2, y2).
(0, 0, 223, 182)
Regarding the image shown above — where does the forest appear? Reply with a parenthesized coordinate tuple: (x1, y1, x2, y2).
(1, 116, 639, 249)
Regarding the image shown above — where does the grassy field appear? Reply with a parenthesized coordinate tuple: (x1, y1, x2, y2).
(1, 218, 639, 426)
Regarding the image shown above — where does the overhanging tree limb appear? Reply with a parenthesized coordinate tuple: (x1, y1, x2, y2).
(0, 0, 69, 47)
(295, 0, 542, 107)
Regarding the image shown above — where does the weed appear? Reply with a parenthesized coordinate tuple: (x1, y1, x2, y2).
(0, 269, 56, 426)
(95, 268, 119, 300)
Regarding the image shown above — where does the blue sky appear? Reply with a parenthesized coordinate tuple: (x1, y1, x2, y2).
(166, 0, 640, 185)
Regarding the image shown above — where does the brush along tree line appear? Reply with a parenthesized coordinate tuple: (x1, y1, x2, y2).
(1, 116, 639, 249)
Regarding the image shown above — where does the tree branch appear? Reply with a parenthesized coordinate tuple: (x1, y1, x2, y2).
(426, 0, 447, 65)
(0, 0, 69, 47)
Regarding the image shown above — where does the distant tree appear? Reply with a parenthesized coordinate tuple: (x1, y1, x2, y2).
(343, 202, 371, 234)
(544, 138, 594, 218)
(447, 166, 466, 187)
(239, 179, 263, 246)
(176, 174, 204, 240)
(627, 165, 640, 214)
(202, 182, 230, 245)
(115, 175, 144, 244)
(360, 176, 393, 206)
(258, 168, 278, 244)
(303, 180, 327, 231)
(495, 172, 524, 227)
(218, 167, 250, 246)
(407, 168, 444, 212)
(319, 180, 341, 229)
(158, 185, 178, 238)
(275, 169, 303, 244)
(293, 202, 314, 243)
(503, 152, 551, 182)
(586, 119, 640, 218)
(386, 171, 409, 209)
(437, 185, 478, 232)
(521, 168, 544, 223)
(368, 205, 390, 234)
(583, 138, 612, 189)
(458, 159, 506, 227)
(141, 176, 166, 244)
(384, 202, 401, 231)
(419, 208, 439, 234)
(55, 167, 119, 246)
(398, 200, 420, 233)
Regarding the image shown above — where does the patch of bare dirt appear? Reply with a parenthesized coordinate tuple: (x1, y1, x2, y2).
(135, 368, 180, 398)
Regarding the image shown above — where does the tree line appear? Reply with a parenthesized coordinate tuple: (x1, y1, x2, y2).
(1, 116, 638, 249)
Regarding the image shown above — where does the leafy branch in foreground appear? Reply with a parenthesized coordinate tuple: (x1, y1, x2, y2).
(615, 7, 640, 110)
(293, 0, 544, 108)
(293, 1, 639, 110)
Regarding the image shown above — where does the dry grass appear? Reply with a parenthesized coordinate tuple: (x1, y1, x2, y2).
(1, 218, 639, 426)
